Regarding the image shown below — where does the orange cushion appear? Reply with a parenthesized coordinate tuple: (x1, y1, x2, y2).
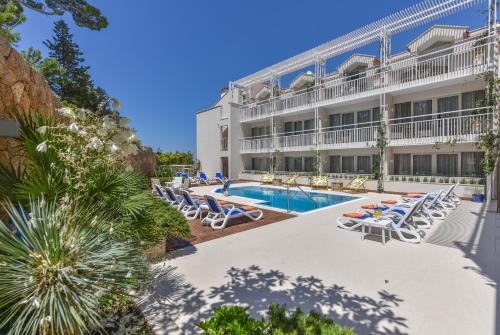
(218, 200, 229, 204)
(241, 205, 255, 211)
(405, 194, 419, 198)
(382, 200, 397, 205)
(343, 213, 364, 218)
(361, 204, 379, 209)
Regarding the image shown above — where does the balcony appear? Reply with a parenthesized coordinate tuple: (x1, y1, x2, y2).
(240, 37, 490, 123)
(389, 108, 492, 146)
(318, 124, 377, 150)
(240, 108, 493, 154)
(220, 137, 228, 151)
(275, 132, 316, 152)
(240, 137, 273, 154)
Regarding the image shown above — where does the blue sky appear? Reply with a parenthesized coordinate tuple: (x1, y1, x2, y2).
(15, 0, 486, 154)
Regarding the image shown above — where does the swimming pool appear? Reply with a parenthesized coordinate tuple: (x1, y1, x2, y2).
(215, 186, 360, 213)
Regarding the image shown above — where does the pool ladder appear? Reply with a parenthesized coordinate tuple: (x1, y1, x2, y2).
(285, 180, 319, 213)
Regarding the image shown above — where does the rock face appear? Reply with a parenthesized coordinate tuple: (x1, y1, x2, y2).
(0, 35, 60, 169)
(128, 151, 157, 177)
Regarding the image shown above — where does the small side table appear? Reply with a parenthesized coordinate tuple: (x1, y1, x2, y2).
(273, 178, 282, 186)
(331, 182, 343, 191)
(361, 218, 392, 245)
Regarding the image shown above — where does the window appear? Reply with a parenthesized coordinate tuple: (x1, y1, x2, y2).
(304, 157, 313, 172)
(294, 157, 302, 171)
(372, 107, 380, 126)
(437, 96, 459, 118)
(462, 90, 486, 114)
(285, 157, 292, 171)
(437, 154, 458, 176)
(413, 155, 431, 176)
(357, 110, 371, 127)
(342, 156, 355, 173)
(252, 158, 269, 171)
(329, 156, 341, 173)
(461, 152, 484, 177)
(342, 113, 355, 129)
(251, 127, 268, 138)
(285, 122, 293, 135)
(394, 154, 411, 175)
(285, 157, 302, 172)
(303, 119, 314, 134)
(413, 100, 432, 121)
(329, 114, 341, 129)
(394, 102, 411, 123)
(357, 156, 371, 174)
(294, 121, 303, 134)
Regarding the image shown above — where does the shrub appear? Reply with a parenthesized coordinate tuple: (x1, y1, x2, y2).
(430, 177, 436, 183)
(0, 199, 148, 335)
(460, 178, 466, 184)
(198, 304, 356, 335)
(422, 177, 428, 183)
(198, 306, 269, 335)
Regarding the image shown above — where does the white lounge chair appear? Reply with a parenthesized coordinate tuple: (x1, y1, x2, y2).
(361, 194, 432, 230)
(179, 190, 208, 220)
(338, 200, 422, 243)
(202, 195, 263, 230)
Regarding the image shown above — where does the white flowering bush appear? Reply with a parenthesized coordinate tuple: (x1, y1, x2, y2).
(34, 107, 138, 192)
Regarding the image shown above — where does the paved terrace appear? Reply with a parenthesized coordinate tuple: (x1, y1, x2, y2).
(139, 183, 500, 335)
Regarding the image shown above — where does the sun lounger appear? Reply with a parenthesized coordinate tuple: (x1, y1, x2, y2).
(154, 185, 184, 209)
(343, 177, 368, 193)
(164, 186, 185, 210)
(199, 171, 217, 185)
(310, 175, 328, 189)
(338, 200, 423, 243)
(261, 174, 275, 184)
(282, 175, 299, 186)
(215, 172, 227, 184)
(180, 190, 208, 219)
(202, 195, 263, 229)
(151, 178, 160, 194)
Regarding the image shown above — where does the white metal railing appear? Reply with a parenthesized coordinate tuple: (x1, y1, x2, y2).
(275, 132, 316, 151)
(389, 108, 492, 145)
(240, 137, 273, 153)
(220, 137, 228, 151)
(239, 108, 494, 152)
(240, 37, 491, 122)
(318, 125, 377, 149)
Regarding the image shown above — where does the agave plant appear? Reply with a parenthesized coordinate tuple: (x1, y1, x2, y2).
(0, 199, 149, 335)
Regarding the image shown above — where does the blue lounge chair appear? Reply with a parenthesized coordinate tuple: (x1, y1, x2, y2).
(155, 185, 184, 210)
(215, 172, 227, 184)
(202, 195, 263, 230)
(180, 190, 208, 220)
(199, 171, 216, 185)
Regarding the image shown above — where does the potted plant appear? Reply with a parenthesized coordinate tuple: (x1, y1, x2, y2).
(472, 187, 485, 203)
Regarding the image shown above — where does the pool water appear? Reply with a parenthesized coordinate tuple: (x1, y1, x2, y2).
(215, 186, 359, 213)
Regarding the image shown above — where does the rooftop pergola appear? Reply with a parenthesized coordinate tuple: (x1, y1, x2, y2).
(233, 0, 492, 88)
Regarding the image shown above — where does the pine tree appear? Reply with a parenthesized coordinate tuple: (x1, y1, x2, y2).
(43, 20, 117, 115)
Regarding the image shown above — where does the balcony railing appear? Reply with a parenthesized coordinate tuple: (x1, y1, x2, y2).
(389, 108, 492, 146)
(221, 137, 228, 151)
(275, 132, 316, 152)
(240, 108, 493, 153)
(240, 136, 273, 153)
(318, 124, 377, 150)
(241, 37, 491, 122)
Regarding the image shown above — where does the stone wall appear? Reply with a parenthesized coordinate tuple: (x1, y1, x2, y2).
(128, 151, 157, 177)
(0, 35, 60, 168)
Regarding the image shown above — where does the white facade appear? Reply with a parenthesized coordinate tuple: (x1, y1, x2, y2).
(196, 3, 499, 196)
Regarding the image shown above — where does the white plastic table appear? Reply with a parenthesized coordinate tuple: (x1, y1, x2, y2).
(361, 217, 392, 245)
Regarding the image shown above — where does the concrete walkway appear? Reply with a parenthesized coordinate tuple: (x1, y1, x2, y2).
(139, 184, 500, 335)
